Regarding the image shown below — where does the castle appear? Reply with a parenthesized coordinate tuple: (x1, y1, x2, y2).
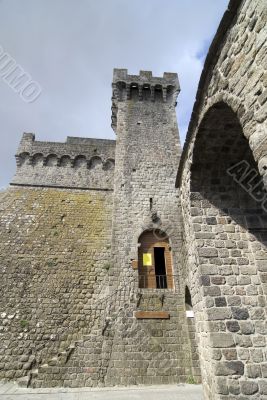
(0, 0, 267, 399)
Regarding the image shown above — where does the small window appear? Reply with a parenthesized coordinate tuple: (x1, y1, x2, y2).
(138, 230, 173, 289)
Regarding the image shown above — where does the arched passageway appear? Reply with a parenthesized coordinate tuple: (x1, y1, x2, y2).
(188, 102, 267, 398)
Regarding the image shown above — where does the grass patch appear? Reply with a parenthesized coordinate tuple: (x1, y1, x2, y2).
(20, 320, 29, 329)
(187, 375, 197, 384)
(47, 259, 57, 267)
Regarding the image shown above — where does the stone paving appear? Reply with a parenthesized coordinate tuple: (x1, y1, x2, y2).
(0, 382, 203, 400)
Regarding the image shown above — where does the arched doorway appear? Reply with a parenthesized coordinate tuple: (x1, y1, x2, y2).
(138, 230, 174, 289)
(188, 101, 267, 398)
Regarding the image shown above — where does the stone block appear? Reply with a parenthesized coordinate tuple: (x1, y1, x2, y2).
(228, 379, 240, 395)
(215, 297, 227, 307)
(259, 380, 267, 395)
(198, 248, 218, 258)
(231, 307, 249, 320)
(209, 333, 235, 348)
(215, 361, 244, 376)
(211, 276, 226, 285)
(203, 286, 221, 296)
(199, 275, 211, 286)
(240, 380, 259, 395)
(246, 363, 262, 378)
(216, 377, 229, 394)
(227, 296, 241, 306)
(207, 307, 232, 320)
(261, 363, 267, 378)
(239, 321, 255, 335)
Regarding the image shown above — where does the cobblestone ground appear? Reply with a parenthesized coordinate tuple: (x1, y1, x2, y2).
(0, 382, 203, 400)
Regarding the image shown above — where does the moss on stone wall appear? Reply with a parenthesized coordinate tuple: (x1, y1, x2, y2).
(0, 187, 113, 380)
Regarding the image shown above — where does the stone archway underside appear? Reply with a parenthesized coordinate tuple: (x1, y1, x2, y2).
(185, 102, 267, 399)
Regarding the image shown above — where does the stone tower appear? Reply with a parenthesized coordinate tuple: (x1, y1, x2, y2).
(111, 68, 182, 283)
(101, 69, 201, 385)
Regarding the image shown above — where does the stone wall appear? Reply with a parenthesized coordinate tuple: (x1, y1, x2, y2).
(177, 0, 267, 398)
(12, 134, 116, 190)
(0, 69, 201, 388)
(0, 187, 113, 384)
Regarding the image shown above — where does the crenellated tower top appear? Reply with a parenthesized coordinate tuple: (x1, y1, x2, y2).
(111, 69, 180, 131)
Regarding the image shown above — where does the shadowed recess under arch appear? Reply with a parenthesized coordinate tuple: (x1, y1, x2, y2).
(190, 101, 267, 234)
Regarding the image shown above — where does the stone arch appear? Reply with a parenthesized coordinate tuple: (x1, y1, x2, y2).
(116, 81, 126, 101)
(199, 92, 246, 134)
(188, 100, 267, 398)
(133, 222, 175, 256)
(88, 156, 102, 169)
(59, 155, 72, 167)
(154, 84, 163, 101)
(17, 152, 30, 166)
(191, 91, 267, 171)
(73, 155, 87, 168)
(102, 158, 115, 171)
(142, 83, 151, 100)
(32, 153, 44, 166)
(191, 101, 266, 216)
(129, 82, 139, 100)
(45, 154, 58, 167)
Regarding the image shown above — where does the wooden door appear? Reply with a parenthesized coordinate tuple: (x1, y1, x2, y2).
(138, 230, 173, 289)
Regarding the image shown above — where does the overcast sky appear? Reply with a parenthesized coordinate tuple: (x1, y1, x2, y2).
(0, 0, 228, 188)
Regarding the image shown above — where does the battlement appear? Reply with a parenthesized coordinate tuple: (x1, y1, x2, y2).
(15, 133, 115, 159)
(12, 133, 116, 190)
(111, 69, 180, 131)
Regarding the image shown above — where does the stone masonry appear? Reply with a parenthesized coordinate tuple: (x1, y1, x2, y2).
(177, 0, 267, 399)
(12, 134, 116, 190)
(0, 0, 267, 398)
(0, 69, 201, 389)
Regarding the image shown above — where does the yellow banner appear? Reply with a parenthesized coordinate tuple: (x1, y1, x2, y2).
(143, 253, 152, 266)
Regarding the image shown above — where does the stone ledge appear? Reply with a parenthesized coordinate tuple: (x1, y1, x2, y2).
(10, 183, 113, 192)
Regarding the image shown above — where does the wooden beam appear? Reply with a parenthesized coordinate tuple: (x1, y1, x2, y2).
(131, 259, 138, 270)
(134, 311, 170, 319)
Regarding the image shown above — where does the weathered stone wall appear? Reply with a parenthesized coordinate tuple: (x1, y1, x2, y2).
(12, 134, 116, 190)
(0, 187, 113, 384)
(177, 0, 267, 398)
